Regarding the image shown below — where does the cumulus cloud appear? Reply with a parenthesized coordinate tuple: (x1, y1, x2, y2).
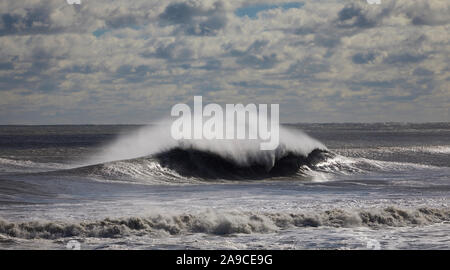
(0, 0, 448, 124)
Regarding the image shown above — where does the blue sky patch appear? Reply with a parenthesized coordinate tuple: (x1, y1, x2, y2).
(93, 25, 142, 37)
(93, 28, 110, 37)
(235, 2, 303, 19)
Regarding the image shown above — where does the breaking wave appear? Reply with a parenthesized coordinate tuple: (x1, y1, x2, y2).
(64, 123, 335, 181)
(87, 122, 327, 166)
(1, 207, 448, 239)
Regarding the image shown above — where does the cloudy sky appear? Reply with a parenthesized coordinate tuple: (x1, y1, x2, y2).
(0, 0, 448, 124)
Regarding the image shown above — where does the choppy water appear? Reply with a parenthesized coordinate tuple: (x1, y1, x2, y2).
(0, 123, 449, 249)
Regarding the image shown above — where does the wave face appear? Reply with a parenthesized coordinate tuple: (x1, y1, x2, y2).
(154, 147, 332, 179)
(1, 207, 448, 239)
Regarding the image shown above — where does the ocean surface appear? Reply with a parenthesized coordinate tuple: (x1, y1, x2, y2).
(0, 123, 449, 250)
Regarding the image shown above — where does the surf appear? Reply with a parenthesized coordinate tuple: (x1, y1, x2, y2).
(1, 207, 449, 239)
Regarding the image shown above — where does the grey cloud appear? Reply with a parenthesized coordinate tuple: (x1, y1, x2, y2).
(294, 27, 316, 35)
(105, 15, 139, 29)
(402, 3, 450, 26)
(102, 5, 153, 30)
(36, 79, 59, 93)
(236, 53, 278, 69)
(337, 4, 376, 29)
(410, 15, 449, 26)
(159, 1, 227, 36)
(413, 67, 433, 77)
(230, 80, 283, 90)
(142, 42, 194, 61)
(62, 64, 99, 74)
(352, 52, 377, 64)
(313, 34, 341, 48)
(357, 80, 398, 89)
(0, 7, 56, 36)
(29, 47, 60, 71)
(159, 2, 201, 24)
(154, 45, 176, 59)
(246, 40, 269, 52)
(0, 72, 58, 93)
(198, 59, 222, 70)
(228, 40, 279, 69)
(287, 57, 329, 80)
(383, 53, 427, 65)
(350, 76, 436, 102)
(186, 13, 227, 36)
(0, 62, 14, 70)
(115, 64, 154, 83)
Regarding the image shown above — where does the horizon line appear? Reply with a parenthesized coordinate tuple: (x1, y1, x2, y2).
(0, 121, 449, 126)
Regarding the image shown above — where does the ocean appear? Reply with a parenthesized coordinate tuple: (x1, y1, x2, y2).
(0, 123, 449, 250)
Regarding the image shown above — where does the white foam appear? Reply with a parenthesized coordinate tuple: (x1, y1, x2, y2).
(361, 145, 450, 155)
(0, 157, 68, 172)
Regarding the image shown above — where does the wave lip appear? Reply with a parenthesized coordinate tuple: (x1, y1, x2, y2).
(1, 207, 448, 240)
